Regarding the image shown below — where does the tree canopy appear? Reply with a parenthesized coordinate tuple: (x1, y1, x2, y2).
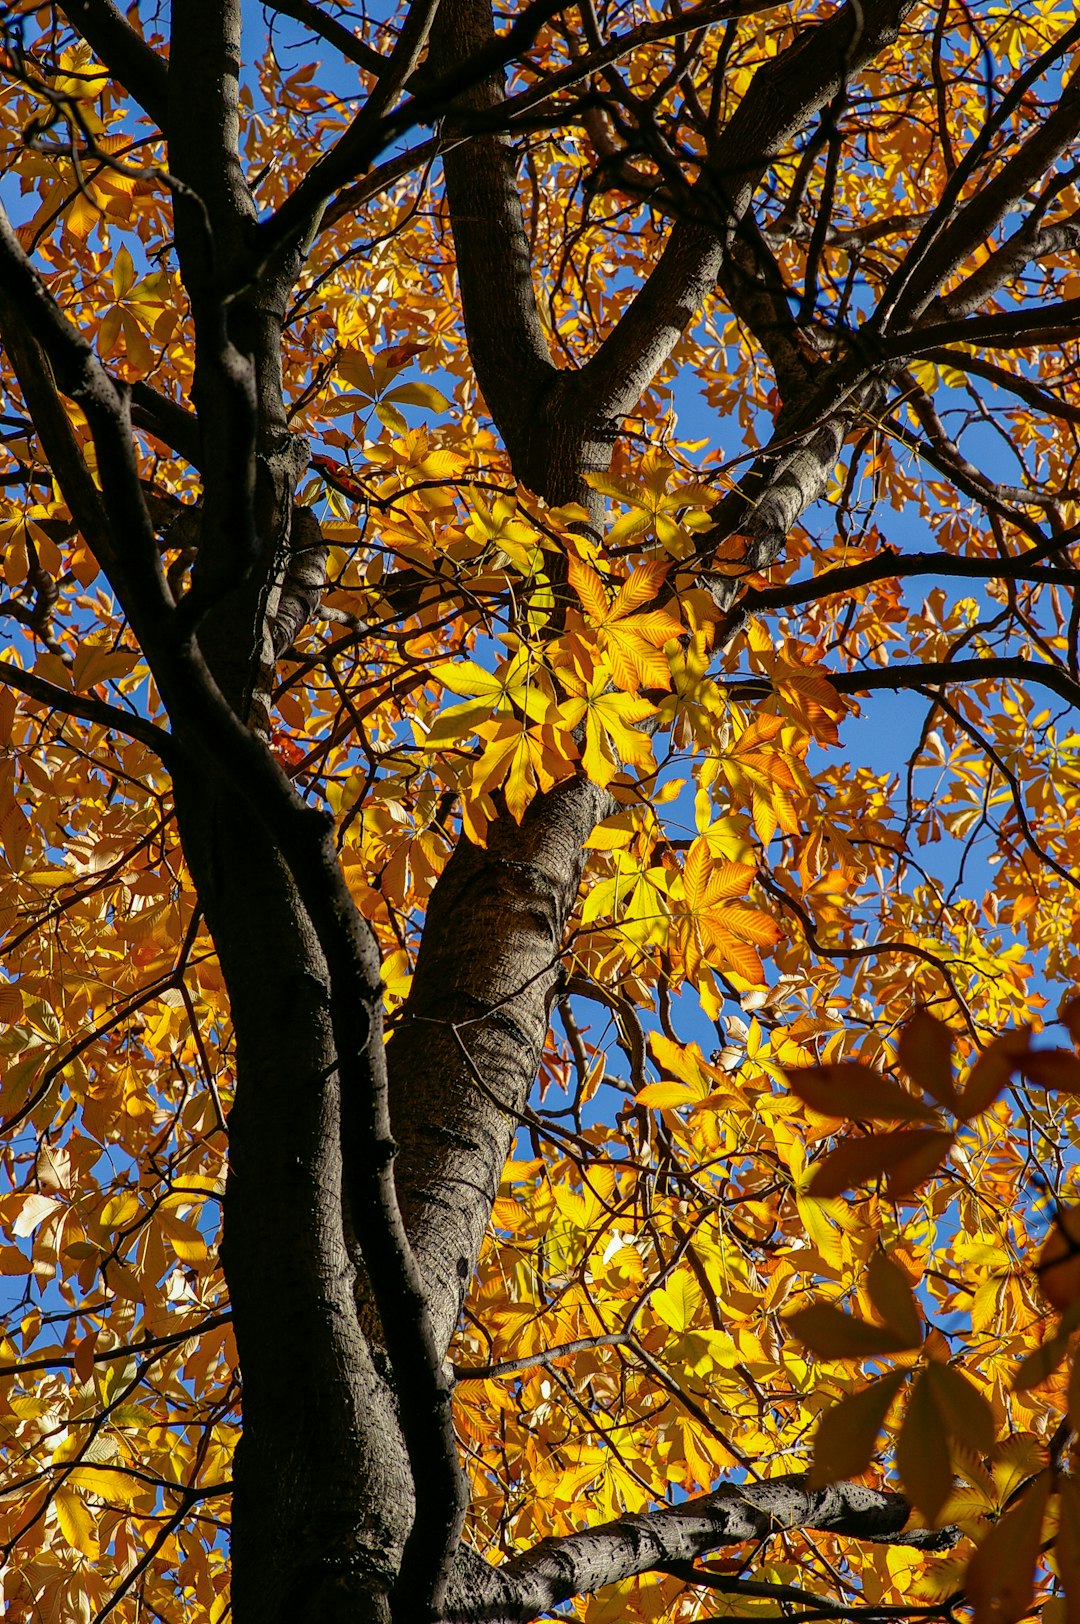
(2, 0, 1080, 1621)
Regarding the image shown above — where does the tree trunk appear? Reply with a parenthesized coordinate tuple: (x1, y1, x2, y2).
(173, 770, 414, 1621)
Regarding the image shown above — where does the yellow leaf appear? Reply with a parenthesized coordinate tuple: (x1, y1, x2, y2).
(54, 1486, 99, 1559)
(68, 1465, 144, 1504)
(652, 1270, 701, 1333)
(635, 1079, 698, 1109)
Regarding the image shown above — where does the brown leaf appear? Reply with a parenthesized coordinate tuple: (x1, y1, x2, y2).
(1056, 1475, 1080, 1624)
(964, 1474, 1049, 1624)
(786, 1062, 940, 1123)
(1060, 996, 1080, 1046)
(960, 1029, 1030, 1122)
(866, 1252, 923, 1347)
(808, 1129, 954, 1199)
(898, 1009, 958, 1111)
(810, 1370, 907, 1486)
(1023, 1050, 1080, 1095)
(924, 1360, 995, 1455)
(896, 1368, 954, 1525)
(1012, 1334, 1069, 1393)
(787, 1302, 916, 1360)
(885, 1130, 956, 1199)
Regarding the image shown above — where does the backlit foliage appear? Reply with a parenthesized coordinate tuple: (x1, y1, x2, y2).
(1, 1, 1080, 1620)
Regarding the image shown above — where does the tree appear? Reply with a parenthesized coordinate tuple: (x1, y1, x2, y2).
(1, 0, 1080, 1619)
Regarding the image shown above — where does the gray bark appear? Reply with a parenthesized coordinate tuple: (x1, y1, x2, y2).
(5, 2, 1079, 1620)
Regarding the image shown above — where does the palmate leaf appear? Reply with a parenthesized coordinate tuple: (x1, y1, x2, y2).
(6, 2, 1080, 1615)
(557, 665, 657, 788)
(566, 556, 681, 691)
(674, 835, 780, 984)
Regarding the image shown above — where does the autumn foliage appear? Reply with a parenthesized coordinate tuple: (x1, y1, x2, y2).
(2, 1, 1080, 1622)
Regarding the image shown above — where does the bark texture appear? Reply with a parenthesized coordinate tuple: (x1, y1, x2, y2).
(387, 775, 610, 1350)
(5, 1, 1076, 1620)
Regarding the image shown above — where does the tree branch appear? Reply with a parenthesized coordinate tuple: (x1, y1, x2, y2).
(919, 347, 1080, 427)
(263, 0, 388, 77)
(725, 542, 1079, 629)
(873, 14, 1080, 333)
(893, 61, 1080, 325)
(829, 655, 1080, 710)
(129, 380, 203, 468)
(0, 661, 174, 759)
(894, 295, 1080, 353)
(465, 1477, 957, 1624)
(408, 0, 559, 495)
(928, 212, 1080, 324)
(386, 774, 611, 1354)
(255, 0, 568, 273)
(574, 0, 915, 428)
(57, 0, 169, 128)
(0, 198, 464, 1623)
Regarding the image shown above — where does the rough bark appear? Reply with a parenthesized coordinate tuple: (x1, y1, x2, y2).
(450, 1477, 958, 1623)
(177, 777, 414, 1622)
(387, 775, 610, 1352)
(7, 3, 1079, 1621)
